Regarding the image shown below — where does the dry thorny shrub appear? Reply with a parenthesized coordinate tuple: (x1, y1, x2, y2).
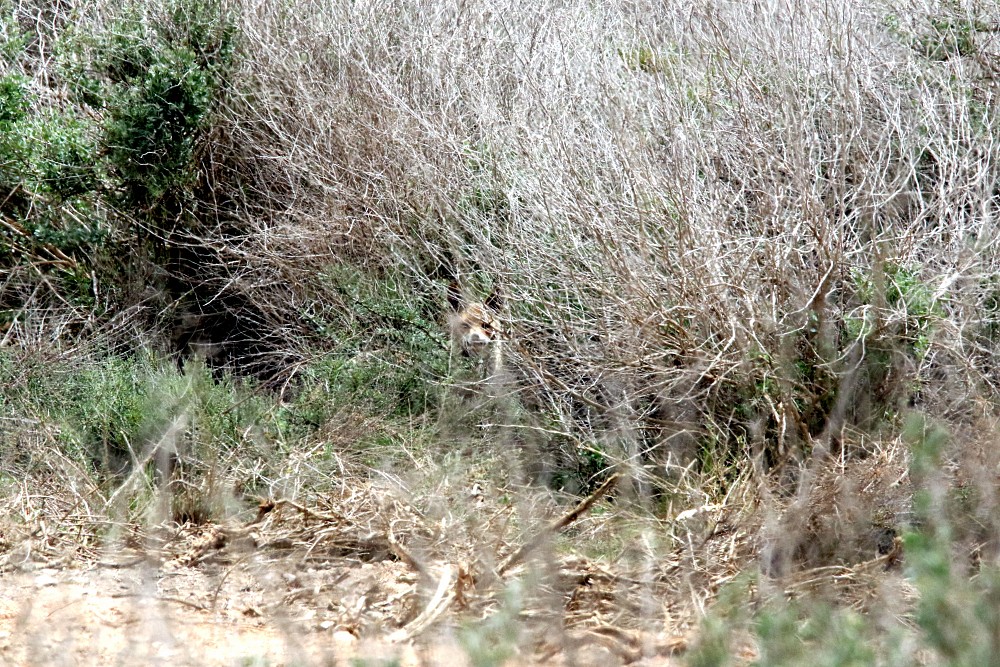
(226, 0, 999, 468)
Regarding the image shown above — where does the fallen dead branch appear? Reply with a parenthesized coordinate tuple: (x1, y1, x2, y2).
(388, 563, 456, 642)
(498, 473, 620, 576)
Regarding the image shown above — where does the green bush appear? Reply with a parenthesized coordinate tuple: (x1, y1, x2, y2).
(0, 0, 239, 336)
(103, 48, 214, 207)
(27, 113, 100, 199)
(0, 8, 27, 63)
(850, 263, 939, 354)
(0, 73, 29, 124)
(0, 350, 271, 478)
(0, 74, 33, 192)
(706, 333, 837, 471)
(90, 1, 235, 210)
(459, 582, 523, 667)
(836, 263, 942, 430)
(0, 352, 159, 468)
(1, 106, 104, 253)
(899, 414, 1000, 666)
(885, 8, 990, 62)
(681, 415, 1000, 665)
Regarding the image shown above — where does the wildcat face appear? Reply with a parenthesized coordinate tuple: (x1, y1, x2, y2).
(447, 283, 503, 370)
(450, 301, 498, 354)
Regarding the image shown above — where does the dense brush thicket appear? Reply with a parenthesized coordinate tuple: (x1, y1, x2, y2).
(5, 0, 999, 490)
(6, 0, 1000, 663)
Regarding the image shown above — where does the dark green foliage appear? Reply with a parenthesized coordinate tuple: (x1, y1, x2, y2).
(461, 143, 513, 224)
(31, 114, 101, 199)
(851, 263, 939, 354)
(0, 12, 28, 63)
(619, 46, 664, 73)
(903, 510, 1000, 666)
(0, 109, 100, 201)
(753, 604, 876, 667)
(839, 263, 941, 428)
(973, 275, 1000, 360)
(104, 48, 213, 206)
(575, 441, 609, 484)
(163, 0, 236, 69)
(892, 415, 1000, 665)
(0, 351, 161, 469)
(0, 108, 100, 221)
(91, 1, 235, 211)
(0, 77, 107, 269)
(0, 73, 29, 124)
(683, 451, 1000, 665)
(4, 0, 236, 215)
(458, 583, 522, 667)
(686, 579, 752, 667)
(709, 335, 836, 471)
(0, 74, 33, 192)
(920, 16, 982, 61)
(701, 262, 939, 473)
(1, 0, 239, 340)
(885, 6, 990, 62)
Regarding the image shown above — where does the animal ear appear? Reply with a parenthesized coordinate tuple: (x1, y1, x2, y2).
(447, 281, 464, 311)
(484, 288, 503, 312)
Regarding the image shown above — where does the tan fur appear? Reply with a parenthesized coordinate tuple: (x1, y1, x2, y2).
(450, 303, 496, 351)
(448, 293, 503, 377)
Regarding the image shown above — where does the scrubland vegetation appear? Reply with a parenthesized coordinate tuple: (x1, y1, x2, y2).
(3, 0, 1000, 664)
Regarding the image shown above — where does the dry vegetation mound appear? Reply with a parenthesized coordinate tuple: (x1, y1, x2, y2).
(2, 0, 1000, 664)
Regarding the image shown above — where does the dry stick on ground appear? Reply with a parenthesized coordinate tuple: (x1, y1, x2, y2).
(387, 529, 432, 583)
(498, 473, 621, 576)
(388, 563, 456, 643)
(110, 592, 208, 611)
(388, 475, 623, 641)
(270, 498, 345, 525)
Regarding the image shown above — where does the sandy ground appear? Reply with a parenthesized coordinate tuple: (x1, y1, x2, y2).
(0, 559, 497, 666)
(0, 552, 688, 667)
(0, 562, 374, 666)
(0, 483, 724, 666)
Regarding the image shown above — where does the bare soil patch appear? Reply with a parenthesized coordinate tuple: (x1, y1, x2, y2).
(0, 546, 690, 667)
(0, 486, 705, 666)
